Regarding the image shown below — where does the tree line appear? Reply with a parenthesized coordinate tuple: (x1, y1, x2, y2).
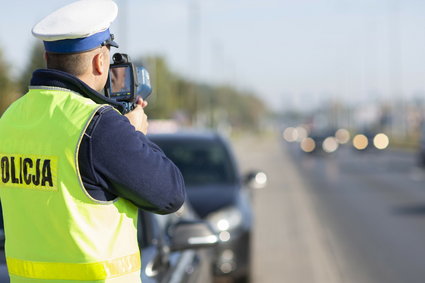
(0, 44, 268, 131)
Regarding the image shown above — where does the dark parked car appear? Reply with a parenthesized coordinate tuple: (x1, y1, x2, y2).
(149, 131, 267, 283)
(0, 203, 217, 283)
(139, 204, 218, 283)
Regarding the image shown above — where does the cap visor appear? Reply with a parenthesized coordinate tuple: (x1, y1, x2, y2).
(109, 40, 119, 48)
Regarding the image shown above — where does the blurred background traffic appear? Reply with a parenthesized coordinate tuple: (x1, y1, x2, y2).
(2, 0, 425, 283)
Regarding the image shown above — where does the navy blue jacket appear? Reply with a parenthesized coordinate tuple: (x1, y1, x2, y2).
(30, 69, 185, 214)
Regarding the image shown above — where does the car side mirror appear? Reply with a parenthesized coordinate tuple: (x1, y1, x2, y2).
(244, 170, 268, 189)
(168, 220, 218, 251)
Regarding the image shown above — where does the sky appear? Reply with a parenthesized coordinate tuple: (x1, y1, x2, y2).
(1, 0, 425, 111)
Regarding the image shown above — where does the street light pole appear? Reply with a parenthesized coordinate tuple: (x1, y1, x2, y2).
(188, 0, 202, 126)
(388, 0, 404, 137)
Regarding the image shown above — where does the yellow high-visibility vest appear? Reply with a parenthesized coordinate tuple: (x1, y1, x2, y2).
(0, 87, 141, 283)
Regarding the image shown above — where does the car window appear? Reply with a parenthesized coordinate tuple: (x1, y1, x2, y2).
(153, 138, 237, 186)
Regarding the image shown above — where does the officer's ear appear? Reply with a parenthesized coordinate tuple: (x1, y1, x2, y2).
(93, 50, 105, 76)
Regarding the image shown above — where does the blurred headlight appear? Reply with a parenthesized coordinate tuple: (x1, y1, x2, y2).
(335, 128, 350, 144)
(322, 137, 339, 153)
(373, 133, 389, 150)
(295, 126, 308, 142)
(207, 207, 243, 233)
(254, 172, 267, 188)
(283, 127, 298, 142)
(353, 134, 368, 150)
(300, 137, 316, 153)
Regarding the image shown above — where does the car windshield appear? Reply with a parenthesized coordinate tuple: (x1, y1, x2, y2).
(152, 138, 237, 186)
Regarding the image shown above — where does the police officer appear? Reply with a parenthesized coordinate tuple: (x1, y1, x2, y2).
(0, 1, 185, 282)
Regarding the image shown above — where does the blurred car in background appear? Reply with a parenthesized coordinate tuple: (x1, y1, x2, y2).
(283, 125, 390, 155)
(300, 130, 338, 154)
(295, 128, 339, 155)
(0, 203, 218, 283)
(149, 131, 267, 283)
(351, 131, 390, 152)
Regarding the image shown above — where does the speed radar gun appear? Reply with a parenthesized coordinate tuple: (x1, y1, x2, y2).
(104, 53, 152, 114)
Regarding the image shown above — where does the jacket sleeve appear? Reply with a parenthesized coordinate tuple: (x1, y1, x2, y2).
(85, 108, 186, 214)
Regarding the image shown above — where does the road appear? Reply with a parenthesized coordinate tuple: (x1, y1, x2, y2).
(231, 134, 425, 283)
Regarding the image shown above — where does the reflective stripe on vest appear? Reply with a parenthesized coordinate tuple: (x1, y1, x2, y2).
(7, 253, 140, 281)
(0, 87, 141, 283)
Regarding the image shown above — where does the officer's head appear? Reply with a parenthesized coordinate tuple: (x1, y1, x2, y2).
(32, 0, 119, 91)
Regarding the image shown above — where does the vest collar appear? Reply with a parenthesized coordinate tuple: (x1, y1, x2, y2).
(30, 69, 97, 98)
(30, 69, 124, 112)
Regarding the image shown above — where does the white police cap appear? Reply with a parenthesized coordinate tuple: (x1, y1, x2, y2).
(32, 0, 119, 53)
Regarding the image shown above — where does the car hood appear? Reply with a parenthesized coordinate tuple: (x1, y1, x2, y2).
(185, 184, 240, 218)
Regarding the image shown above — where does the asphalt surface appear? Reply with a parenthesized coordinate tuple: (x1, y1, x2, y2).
(231, 134, 425, 283)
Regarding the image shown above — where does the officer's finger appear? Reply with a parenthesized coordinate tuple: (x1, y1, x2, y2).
(135, 96, 148, 108)
(135, 96, 143, 106)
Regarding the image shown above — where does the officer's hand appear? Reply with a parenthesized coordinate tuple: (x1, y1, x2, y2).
(125, 97, 149, 134)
